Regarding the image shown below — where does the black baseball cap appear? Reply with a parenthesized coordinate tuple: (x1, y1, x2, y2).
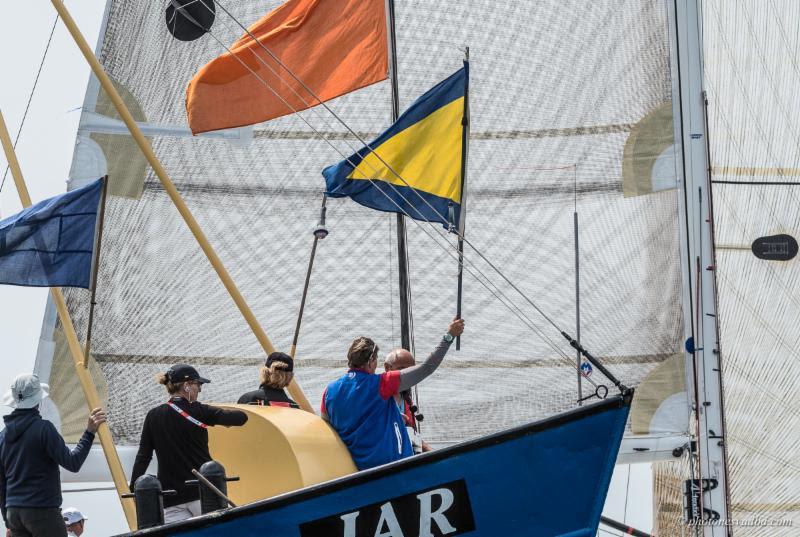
(265, 352, 293, 372)
(167, 364, 211, 384)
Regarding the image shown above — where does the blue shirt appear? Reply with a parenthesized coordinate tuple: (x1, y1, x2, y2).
(322, 369, 413, 470)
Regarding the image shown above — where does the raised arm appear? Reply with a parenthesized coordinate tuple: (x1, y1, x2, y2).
(43, 407, 105, 473)
(398, 318, 465, 392)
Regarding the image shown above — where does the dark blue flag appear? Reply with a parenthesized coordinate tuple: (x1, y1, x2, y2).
(0, 178, 104, 289)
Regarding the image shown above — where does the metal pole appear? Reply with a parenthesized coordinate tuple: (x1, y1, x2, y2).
(455, 49, 470, 350)
(385, 0, 412, 352)
(670, 0, 731, 532)
(574, 204, 583, 403)
(48, 0, 314, 414)
(0, 110, 137, 530)
(84, 175, 108, 366)
(291, 239, 317, 358)
(290, 195, 327, 358)
(561, 330, 628, 394)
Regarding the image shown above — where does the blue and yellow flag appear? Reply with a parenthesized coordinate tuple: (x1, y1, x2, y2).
(0, 178, 104, 289)
(323, 67, 468, 227)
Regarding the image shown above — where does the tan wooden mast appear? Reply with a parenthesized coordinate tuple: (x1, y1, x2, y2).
(48, 0, 313, 413)
(0, 110, 138, 530)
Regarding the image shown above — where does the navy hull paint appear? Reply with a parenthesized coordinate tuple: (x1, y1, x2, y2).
(120, 393, 631, 537)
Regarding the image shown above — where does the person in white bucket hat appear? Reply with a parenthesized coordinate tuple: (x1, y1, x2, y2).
(61, 507, 87, 537)
(0, 374, 106, 537)
(1, 374, 49, 410)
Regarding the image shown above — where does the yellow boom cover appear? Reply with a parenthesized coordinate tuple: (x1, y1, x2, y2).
(207, 404, 357, 505)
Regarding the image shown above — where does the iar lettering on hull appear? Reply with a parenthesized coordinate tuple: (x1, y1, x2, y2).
(299, 479, 476, 537)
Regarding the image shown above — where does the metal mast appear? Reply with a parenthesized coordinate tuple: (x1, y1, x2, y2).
(670, 0, 731, 533)
(385, 0, 412, 351)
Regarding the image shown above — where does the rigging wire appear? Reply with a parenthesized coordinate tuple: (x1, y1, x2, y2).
(209, 0, 566, 334)
(209, 1, 452, 221)
(201, 6, 478, 270)
(0, 13, 60, 195)
(181, 3, 600, 384)
(200, 6, 562, 334)
(200, 7, 597, 385)
(202, 0, 427, 356)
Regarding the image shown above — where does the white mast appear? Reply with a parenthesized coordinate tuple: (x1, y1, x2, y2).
(671, 0, 731, 534)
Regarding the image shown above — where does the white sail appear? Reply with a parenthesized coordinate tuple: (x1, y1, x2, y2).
(703, 0, 800, 533)
(36, 0, 687, 480)
(652, 1, 800, 535)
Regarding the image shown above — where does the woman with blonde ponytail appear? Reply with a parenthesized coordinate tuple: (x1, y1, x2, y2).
(237, 352, 299, 408)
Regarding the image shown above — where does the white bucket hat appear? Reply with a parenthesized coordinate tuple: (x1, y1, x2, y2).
(62, 507, 87, 525)
(2, 374, 49, 409)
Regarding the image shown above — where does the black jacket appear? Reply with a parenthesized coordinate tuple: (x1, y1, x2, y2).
(237, 385, 299, 408)
(0, 408, 95, 522)
(129, 397, 247, 507)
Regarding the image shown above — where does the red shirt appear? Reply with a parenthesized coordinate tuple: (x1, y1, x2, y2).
(398, 393, 417, 429)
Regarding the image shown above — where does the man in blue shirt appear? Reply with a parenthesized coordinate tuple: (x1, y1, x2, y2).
(322, 318, 465, 470)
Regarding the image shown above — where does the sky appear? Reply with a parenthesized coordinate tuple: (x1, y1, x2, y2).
(0, 2, 652, 535)
(0, 2, 129, 534)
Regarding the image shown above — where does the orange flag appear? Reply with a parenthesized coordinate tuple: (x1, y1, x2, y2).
(186, 0, 388, 134)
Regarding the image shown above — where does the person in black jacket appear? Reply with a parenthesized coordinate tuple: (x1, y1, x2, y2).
(237, 352, 299, 408)
(129, 364, 247, 524)
(0, 373, 105, 537)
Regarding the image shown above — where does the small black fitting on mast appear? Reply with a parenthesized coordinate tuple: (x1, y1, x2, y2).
(313, 195, 329, 239)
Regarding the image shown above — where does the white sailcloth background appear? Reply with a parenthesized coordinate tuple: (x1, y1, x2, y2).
(653, 1, 800, 535)
(35, 0, 688, 484)
(705, 0, 800, 533)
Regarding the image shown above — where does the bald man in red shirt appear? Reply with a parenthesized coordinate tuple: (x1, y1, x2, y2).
(384, 349, 432, 453)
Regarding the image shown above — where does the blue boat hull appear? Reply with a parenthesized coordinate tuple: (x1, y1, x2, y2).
(121, 393, 631, 537)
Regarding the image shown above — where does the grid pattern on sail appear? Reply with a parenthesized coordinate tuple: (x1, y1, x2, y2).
(652, 454, 694, 535)
(44, 0, 683, 446)
(705, 0, 800, 533)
